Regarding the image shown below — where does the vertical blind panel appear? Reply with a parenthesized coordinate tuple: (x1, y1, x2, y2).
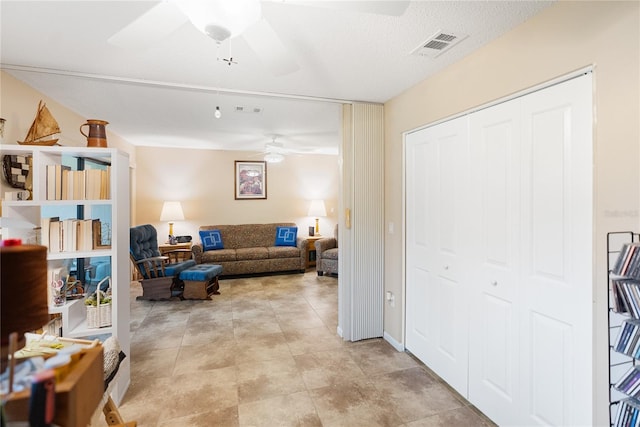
(351, 103, 385, 341)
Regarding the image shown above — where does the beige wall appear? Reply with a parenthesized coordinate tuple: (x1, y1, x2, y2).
(0, 71, 137, 214)
(0, 71, 136, 160)
(384, 1, 639, 423)
(134, 146, 339, 240)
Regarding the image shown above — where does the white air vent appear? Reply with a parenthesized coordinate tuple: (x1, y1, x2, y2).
(411, 30, 468, 58)
(235, 106, 263, 114)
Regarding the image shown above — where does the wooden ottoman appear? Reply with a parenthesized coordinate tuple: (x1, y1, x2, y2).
(179, 264, 222, 299)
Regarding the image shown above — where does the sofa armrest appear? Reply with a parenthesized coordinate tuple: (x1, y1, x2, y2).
(315, 238, 337, 254)
(191, 243, 204, 264)
(297, 237, 308, 270)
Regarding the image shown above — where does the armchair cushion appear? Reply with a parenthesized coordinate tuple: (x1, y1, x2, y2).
(322, 247, 339, 261)
(199, 229, 224, 251)
(130, 224, 161, 260)
(275, 226, 298, 247)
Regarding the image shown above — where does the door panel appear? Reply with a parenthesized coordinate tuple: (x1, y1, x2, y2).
(468, 99, 521, 424)
(519, 75, 593, 427)
(405, 116, 469, 395)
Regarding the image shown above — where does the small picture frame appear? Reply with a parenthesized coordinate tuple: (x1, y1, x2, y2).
(93, 220, 111, 249)
(235, 160, 267, 200)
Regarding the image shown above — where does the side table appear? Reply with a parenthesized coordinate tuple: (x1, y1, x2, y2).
(158, 242, 192, 262)
(159, 241, 192, 254)
(306, 235, 323, 269)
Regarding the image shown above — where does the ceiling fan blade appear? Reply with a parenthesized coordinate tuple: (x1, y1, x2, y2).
(107, 2, 189, 49)
(271, 1, 410, 16)
(242, 19, 300, 76)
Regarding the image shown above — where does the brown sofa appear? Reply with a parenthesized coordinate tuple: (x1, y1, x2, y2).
(192, 223, 307, 276)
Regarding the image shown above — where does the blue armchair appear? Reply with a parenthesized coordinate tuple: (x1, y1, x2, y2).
(130, 224, 196, 300)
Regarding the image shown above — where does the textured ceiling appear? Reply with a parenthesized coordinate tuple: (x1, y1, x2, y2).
(0, 1, 553, 154)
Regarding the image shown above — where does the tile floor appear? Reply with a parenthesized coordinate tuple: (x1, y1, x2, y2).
(101, 271, 495, 427)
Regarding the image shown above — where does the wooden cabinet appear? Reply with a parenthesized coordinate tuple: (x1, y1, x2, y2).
(0, 145, 130, 404)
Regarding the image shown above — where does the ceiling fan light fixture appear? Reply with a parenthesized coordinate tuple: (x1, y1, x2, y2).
(264, 152, 284, 163)
(176, 0, 262, 43)
(214, 106, 222, 119)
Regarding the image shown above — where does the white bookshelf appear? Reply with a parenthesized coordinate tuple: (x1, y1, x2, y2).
(0, 145, 130, 404)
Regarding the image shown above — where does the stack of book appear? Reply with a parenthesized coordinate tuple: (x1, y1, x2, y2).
(41, 217, 107, 252)
(615, 319, 640, 357)
(46, 165, 110, 201)
(613, 243, 640, 278)
(615, 366, 640, 398)
(615, 398, 640, 427)
(612, 280, 640, 317)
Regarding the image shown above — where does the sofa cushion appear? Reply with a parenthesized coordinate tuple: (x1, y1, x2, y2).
(323, 248, 339, 261)
(201, 249, 236, 263)
(268, 246, 300, 259)
(199, 229, 224, 251)
(275, 226, 298, 247)
(237, 247, 268, 261)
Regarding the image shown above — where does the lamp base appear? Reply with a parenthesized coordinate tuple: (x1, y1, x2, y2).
(315, 218, 320, 234)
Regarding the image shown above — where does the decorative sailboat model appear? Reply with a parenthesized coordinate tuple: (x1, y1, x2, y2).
(17, 100, 60, 146)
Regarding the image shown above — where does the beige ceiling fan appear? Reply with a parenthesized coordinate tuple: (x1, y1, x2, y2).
(108, 0, 409, 76)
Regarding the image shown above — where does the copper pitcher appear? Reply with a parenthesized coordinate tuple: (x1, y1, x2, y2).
(80, 119, 109, 147)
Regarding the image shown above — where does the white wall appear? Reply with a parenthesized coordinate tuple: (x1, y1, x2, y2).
(384, 2, 639, 424)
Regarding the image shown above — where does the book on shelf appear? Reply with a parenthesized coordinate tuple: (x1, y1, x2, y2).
(615, 366, 640, 395)
(612, 279, 640, 318)
(73, 170, 86, 200)
(61, 219, 78, 252)
(61, 168, 72, 200)
(614, 243, 640, 278)
(615, 399, 640, 427)
(49, 220, 61, 253)
(40, 216, 59, 249)
(46, 164, 56, 201)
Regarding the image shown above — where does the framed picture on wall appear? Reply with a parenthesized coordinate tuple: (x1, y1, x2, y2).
(235, 160, 267, 200)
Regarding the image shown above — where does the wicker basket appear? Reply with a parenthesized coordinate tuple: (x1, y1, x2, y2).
(86, 277, 112, 328)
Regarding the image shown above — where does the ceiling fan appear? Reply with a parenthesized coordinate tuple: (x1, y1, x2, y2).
(108, 0, 409, 76)
(261, 135, 291, 163)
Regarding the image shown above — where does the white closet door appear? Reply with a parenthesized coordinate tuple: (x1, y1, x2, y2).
(405, 116, 470, 395)
(467, 98, 522, 425)
(518, 75, 593, 426)
(405, 73, 593, 426)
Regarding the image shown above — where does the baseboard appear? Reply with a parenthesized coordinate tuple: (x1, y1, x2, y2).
(383, 331, 404, 352)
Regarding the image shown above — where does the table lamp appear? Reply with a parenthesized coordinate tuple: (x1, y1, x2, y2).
(160, 201, 184, 243)
(308, 199, 327, 235)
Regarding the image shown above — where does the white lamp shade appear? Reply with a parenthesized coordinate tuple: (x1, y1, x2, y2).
(307, 200, 327, 217)
(160, 201, 185, 221)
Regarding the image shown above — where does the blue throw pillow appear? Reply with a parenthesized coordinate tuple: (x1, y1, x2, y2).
(275, 226, 298, 247)
(199, 229, 224, 251)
